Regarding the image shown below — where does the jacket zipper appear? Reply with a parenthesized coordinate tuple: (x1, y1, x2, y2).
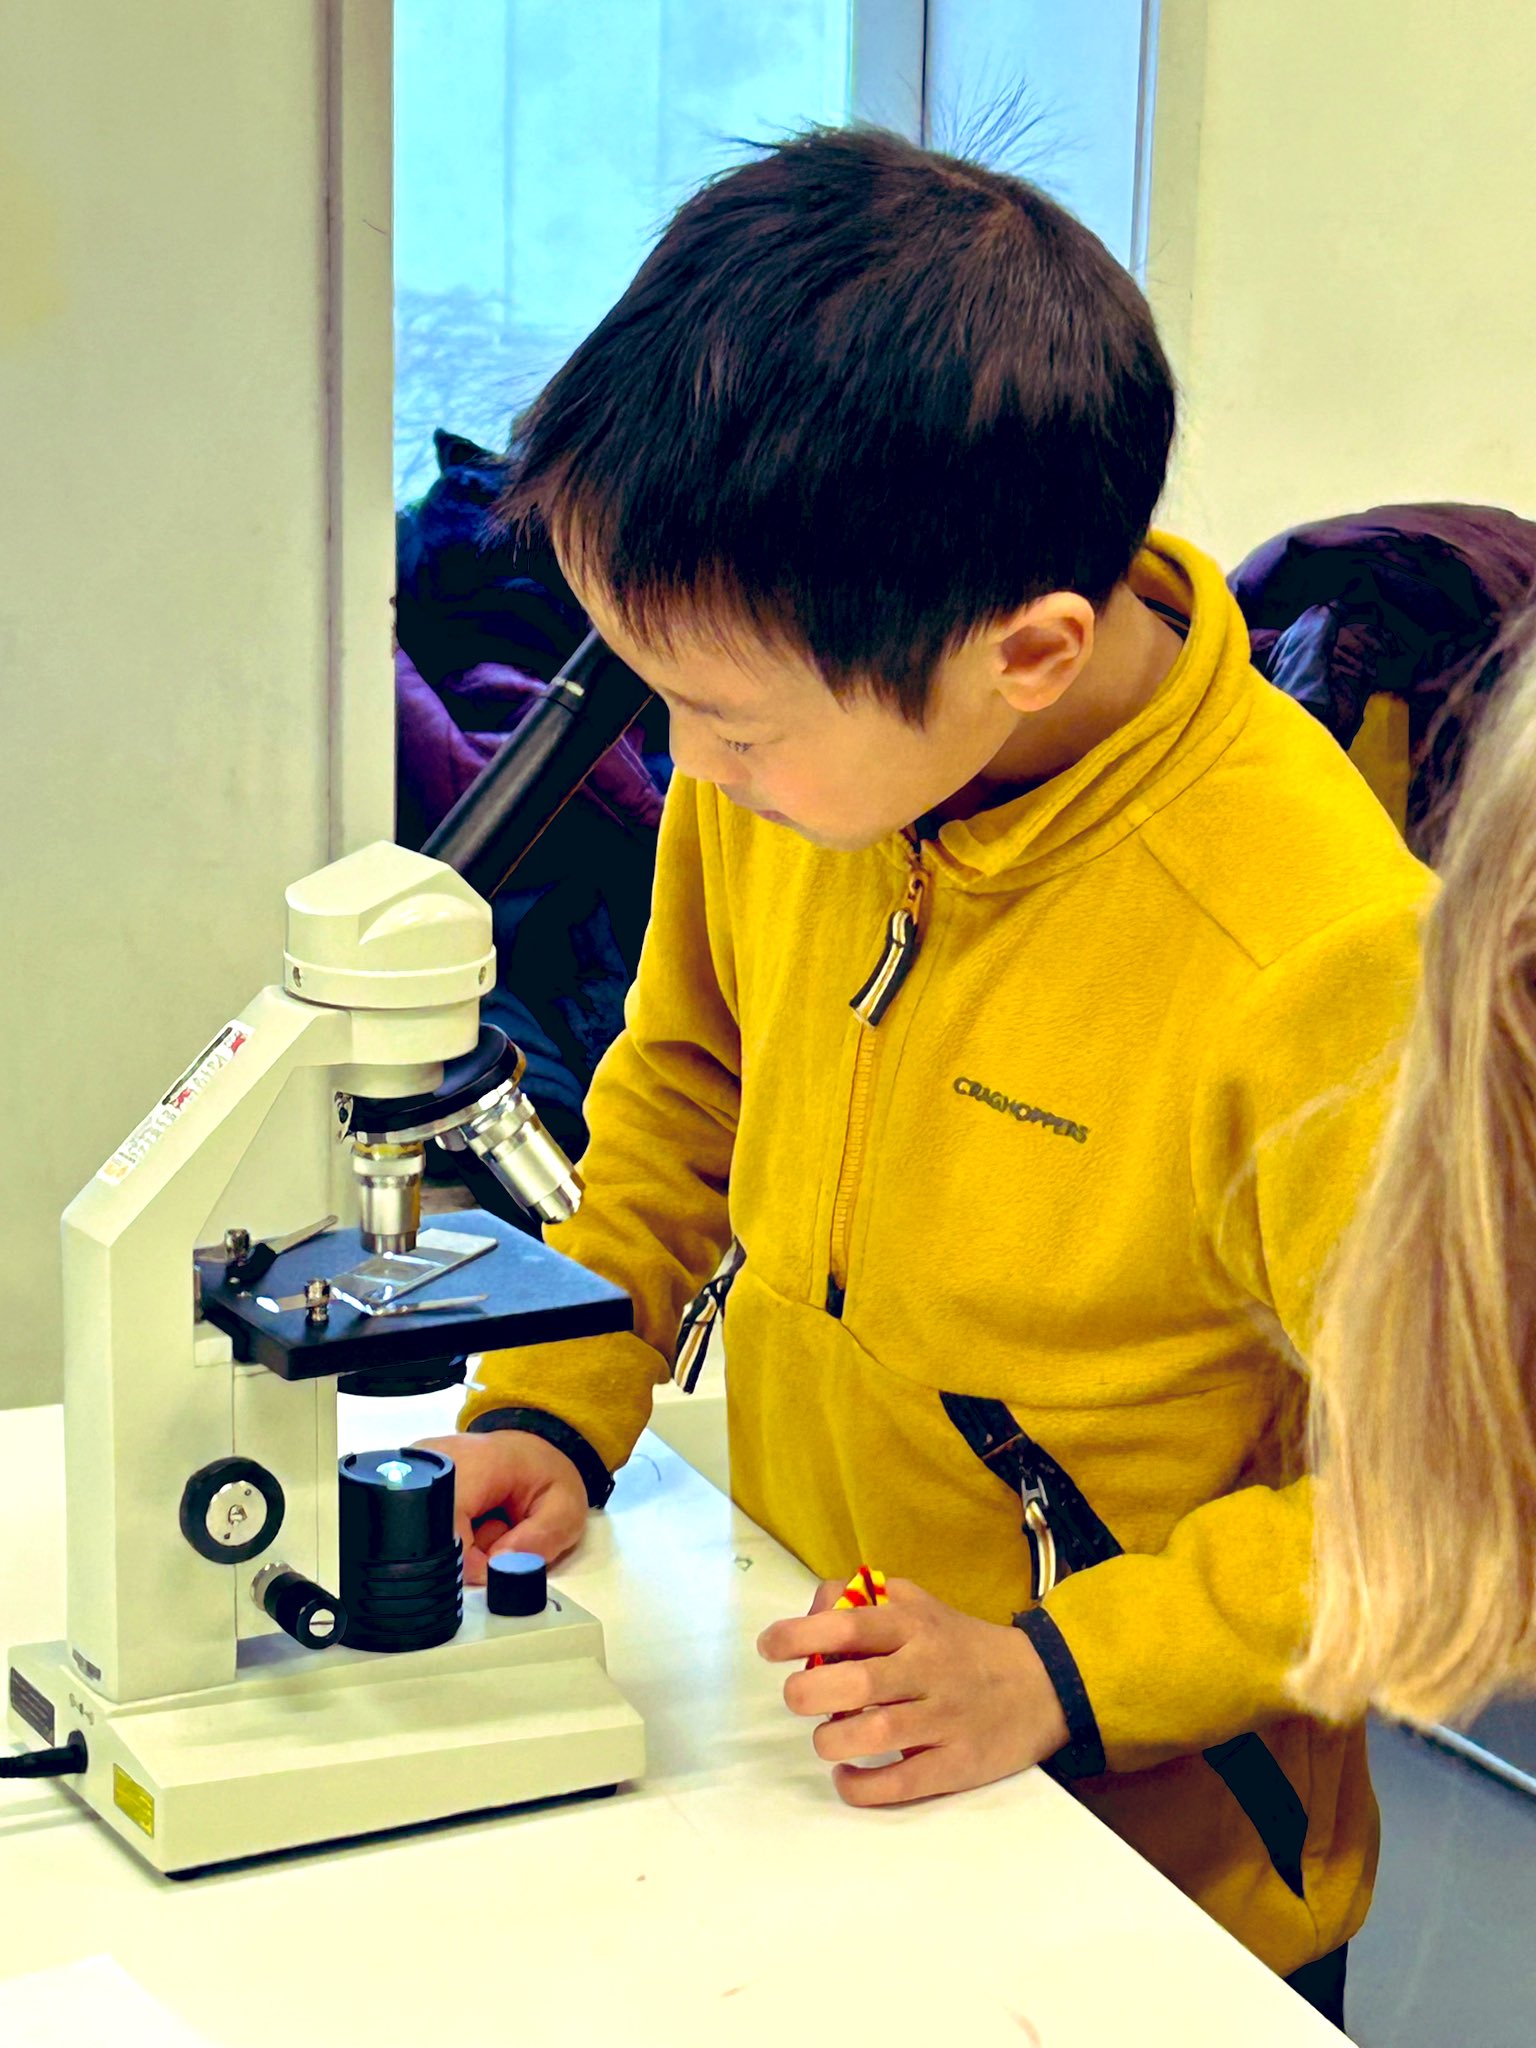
(826, 836, 929, 1316)
(1022, 1460, 1124, 1598)
(850, 838, 929, 1026)
(937, 1392, 1124, 1601)
(1022, 1481, 1059, 1599)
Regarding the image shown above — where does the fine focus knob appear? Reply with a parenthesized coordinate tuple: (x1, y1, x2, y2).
(486, 1550, 547, 1617)
(255, 1565, 346, 1650)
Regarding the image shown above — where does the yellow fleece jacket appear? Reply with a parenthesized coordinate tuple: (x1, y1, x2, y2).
(465, 533, 1434, 1977)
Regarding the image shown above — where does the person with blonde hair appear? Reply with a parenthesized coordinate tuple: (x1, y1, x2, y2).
(1296, 608, 1536, 1727)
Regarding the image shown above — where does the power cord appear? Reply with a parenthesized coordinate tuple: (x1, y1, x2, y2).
(0, 1732, 88, 1778)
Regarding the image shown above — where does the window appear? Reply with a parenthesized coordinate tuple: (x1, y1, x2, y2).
(924, 0, 1152, 269)
(394, 0, 1154, 502)
(394, 0, 855, 501)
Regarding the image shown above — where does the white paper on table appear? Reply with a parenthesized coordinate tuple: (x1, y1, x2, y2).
(0, 1953, 216, 2047)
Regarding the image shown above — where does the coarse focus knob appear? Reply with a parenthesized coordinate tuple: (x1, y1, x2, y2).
(179, 1457, 286, 1566)
(486, 1550, 547, 1617)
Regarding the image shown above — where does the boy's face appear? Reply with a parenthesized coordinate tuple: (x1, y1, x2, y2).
(574, 583, 1092, 851)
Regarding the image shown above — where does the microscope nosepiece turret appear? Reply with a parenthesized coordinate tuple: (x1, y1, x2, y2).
(347, 1024, 582, 1250)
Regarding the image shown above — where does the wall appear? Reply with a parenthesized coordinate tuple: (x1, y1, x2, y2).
(1146, 0, 1536, 569)
(0, 0, 395, 1407)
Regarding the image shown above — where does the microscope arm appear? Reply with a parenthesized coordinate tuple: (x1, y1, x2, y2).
(62, 987, 354, 1704)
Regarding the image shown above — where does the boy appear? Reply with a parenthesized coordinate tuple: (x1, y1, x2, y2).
(421, 129, 1431, 2023)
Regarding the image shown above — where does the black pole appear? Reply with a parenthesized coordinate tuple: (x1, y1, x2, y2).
(421, 631, 655, 903)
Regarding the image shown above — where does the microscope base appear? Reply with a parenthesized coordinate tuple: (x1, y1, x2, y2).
(7, 1593, 644, 1875)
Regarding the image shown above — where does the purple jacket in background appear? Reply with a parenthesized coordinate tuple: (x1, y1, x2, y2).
(1229, 503, 1536, 853)
(394, 644, 663, 850)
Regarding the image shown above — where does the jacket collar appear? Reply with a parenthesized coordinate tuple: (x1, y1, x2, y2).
(891, 532, 1256, 892)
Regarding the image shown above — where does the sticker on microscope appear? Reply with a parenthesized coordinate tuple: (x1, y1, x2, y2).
(96, 1020, 254, 1184)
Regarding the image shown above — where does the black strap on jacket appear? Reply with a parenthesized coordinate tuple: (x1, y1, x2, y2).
(940, 1392, 1309, 1901)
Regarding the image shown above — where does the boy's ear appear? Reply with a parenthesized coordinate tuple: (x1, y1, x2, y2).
(992, 593, 1096, 713)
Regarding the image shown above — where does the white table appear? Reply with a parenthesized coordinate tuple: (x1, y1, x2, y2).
(0, 1395, 1338, 2046)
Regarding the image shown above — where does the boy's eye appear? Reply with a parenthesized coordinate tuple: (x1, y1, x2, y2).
(722, 738, 754, 755)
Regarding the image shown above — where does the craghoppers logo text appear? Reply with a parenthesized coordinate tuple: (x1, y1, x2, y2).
(953, 1076, 1089, 1144)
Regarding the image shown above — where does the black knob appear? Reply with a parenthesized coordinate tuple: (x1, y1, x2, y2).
(486, 1550, 547, 1617)
(338, 1448, 463, 1653)
(259, 1567, 346, 1650)
(179, 1457, 285, 1566)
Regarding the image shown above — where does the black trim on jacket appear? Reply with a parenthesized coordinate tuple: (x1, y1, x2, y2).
(466, 1406, 615, 1508)
(941, 1390, 1310, 1901)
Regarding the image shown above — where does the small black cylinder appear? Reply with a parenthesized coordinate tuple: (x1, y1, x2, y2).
(421, 632, 653, 904)
(338, 1448, 463, 1653)
(261, 1568, 346, 1651)
(486, 1549, 548, 1617)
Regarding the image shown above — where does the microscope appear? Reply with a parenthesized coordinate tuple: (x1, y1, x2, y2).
(5, 635, 656, 1875)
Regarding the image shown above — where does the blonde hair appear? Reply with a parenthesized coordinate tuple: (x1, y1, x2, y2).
(1294, 615, 1536, 1726)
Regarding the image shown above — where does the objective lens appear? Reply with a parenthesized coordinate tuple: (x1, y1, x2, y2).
(458, 1084, 583, 1225)
(351, 1142, 425, 1254)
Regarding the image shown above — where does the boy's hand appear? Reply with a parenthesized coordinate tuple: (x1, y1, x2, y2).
(757, 1577, 1069, 1806)
(412, 1431, 588, 1585)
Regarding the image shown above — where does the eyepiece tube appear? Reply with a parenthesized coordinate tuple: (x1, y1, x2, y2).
(421, 632, 654, 904)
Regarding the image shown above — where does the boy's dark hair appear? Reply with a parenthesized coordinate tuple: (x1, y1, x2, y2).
(498, 126, 1175, 719)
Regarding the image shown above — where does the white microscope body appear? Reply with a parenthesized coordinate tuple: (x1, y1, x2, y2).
(6, 841, 643, 1874)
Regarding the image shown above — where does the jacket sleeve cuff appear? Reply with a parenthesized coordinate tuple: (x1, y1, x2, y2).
(1015, 1606, 1106, 1782)
(466, 1406, 616, 1509)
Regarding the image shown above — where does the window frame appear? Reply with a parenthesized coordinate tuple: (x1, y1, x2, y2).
(851, 0, 1159, 277)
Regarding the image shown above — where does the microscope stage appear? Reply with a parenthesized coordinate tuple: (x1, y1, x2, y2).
(197, 1210, 631, 1382)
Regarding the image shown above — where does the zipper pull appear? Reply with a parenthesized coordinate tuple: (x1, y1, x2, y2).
(674, 1239, 745, 1392)
(1022, 1480, 1058, 1600)
(850, 851, 928, 1028)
